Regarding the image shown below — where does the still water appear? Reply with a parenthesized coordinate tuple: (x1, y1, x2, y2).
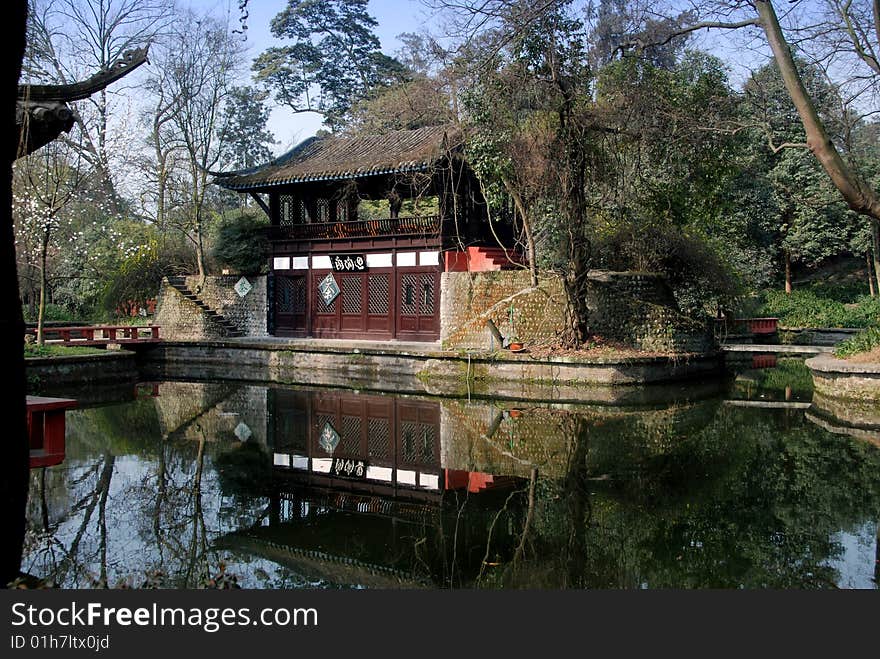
(23, 359, 880, 589)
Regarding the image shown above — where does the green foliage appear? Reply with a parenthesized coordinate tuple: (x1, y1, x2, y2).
(736, 359, 814, 398)
(761, 289, 880, 328)
(357, 196, 438, 220)
(211, 214, 269, 274)
(23, 303, 75, 323)
(739, 59, 868, 281)
(101, 239, 194, 315)
(593, 221, 743, 316)
(835, 326, 880, 358)
(221, 86, 276, 171)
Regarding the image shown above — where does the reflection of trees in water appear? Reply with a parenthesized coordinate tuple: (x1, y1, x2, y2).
(135, 425, 267, 588)
(480, 406, 880, 588)
(22, 398, 268, 587)
(23, 453, 115, 587)
(19, 384, 880, 589)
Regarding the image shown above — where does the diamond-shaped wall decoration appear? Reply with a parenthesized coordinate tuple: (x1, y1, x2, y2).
(319, 422, 341, 453)
(234, 277, 253, 298)
(234, 422, 252, 442)
(318, 273, 340, 306)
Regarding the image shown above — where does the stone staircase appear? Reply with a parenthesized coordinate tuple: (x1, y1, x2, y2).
(166, 276, 243, 338)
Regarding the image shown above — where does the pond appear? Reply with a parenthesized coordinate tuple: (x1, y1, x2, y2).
(21, 358, 880, 589)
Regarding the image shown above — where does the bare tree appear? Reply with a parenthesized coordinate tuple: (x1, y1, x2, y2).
(146, 10, 243, 278)
(23, 0, 172, 211)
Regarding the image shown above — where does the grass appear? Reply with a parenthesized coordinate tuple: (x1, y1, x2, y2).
(758, 288, 880, 328)
(24, 344, 107, 358)
(834, 326, 880, 360)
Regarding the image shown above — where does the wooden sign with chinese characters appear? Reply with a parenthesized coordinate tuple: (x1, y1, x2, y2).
(331, 254, 367, 272)
(330, 457, 368, 480)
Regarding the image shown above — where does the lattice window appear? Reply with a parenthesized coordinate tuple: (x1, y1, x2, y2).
(341, 276, 362, 315)
(419, 275, 435, 315)
(368, 275, 389, 315)
(340, 416, 362, 454)
(276, 276, 306, 314)
(279, 195, 295, 226)
(315, 282, 336, 312)
(276, 277, 294, 313)
(299, 199, 311, 223)
(315, 198, 330, 223)
(292, 277, 306, 313)
(336, 199, 348, 223)
(314, 414, 336, 454)
(419, 424, 435, 463)
(400, 421, 417, 462)
(400, 274, 417, 315)
(368, 418, 390, 459)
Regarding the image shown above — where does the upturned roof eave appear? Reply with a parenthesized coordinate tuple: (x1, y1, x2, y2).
(216, 161, 434, 192)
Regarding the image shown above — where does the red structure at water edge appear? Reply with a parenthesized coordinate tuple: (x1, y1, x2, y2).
(27, 396, 76, 469)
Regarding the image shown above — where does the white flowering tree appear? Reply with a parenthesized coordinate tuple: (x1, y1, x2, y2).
(13, 141, 86, 344)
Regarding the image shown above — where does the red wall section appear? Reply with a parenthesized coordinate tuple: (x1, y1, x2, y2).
(443, 247, 521, 272)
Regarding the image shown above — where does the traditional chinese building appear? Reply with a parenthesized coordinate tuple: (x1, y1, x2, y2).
(214, 125, 519, 342)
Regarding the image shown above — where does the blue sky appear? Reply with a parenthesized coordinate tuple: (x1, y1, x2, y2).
(193, 0, 431, 153)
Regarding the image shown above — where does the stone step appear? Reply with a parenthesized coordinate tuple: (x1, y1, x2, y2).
(167, 275, 242, 338)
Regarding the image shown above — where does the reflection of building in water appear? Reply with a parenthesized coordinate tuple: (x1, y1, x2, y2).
(269, 388, 516, 498)
(214, 388, 526, 587)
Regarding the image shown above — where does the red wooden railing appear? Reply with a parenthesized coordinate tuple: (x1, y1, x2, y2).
(268, 215, 443, 241)
(733, 318, 779, 336)
(26, 324, 161, 345)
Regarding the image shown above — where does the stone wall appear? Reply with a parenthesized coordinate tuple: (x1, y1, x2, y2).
(153, 381, 268, 446)
(807, 355, 880, 403)
(144, 341, 722, 399)
(440, 271, 566, 350)
(585, 270, 713, 353)
(440, 269, 713, 353)
(25, 352, 138, 390)
(155, 275, 267, 340)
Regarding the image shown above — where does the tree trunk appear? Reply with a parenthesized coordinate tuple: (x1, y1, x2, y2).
(504, 183, 539, 287)
(871, 222, 880, 293)
(194, 220, 206, 280)
(1, 0, 29, 587)
(784, 249, 792, 294)
(867, 250, 876, 297)
(36, 232, 48, 346)
(756, 0, 880, 225)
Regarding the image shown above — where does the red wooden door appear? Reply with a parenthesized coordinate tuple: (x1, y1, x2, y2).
(396, 268, 440, 341)
(310, 269, 395, 339)
(310, 268, 338, 337)
(274, 274, 308, 336)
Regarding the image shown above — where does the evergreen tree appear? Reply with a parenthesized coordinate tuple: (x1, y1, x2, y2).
(252, 0, 407, 130)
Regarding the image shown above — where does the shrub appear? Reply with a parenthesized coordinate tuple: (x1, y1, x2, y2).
(592, 221, 743, 317)
(23, 303, 75, 323)
(835, 326, 880, 358)
(101, 241, 194, 316)
(211, 214, 269, 275)
(761, 289, 880, 328)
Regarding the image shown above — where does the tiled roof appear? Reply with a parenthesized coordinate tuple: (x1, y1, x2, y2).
(214, 125, 461, 190)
